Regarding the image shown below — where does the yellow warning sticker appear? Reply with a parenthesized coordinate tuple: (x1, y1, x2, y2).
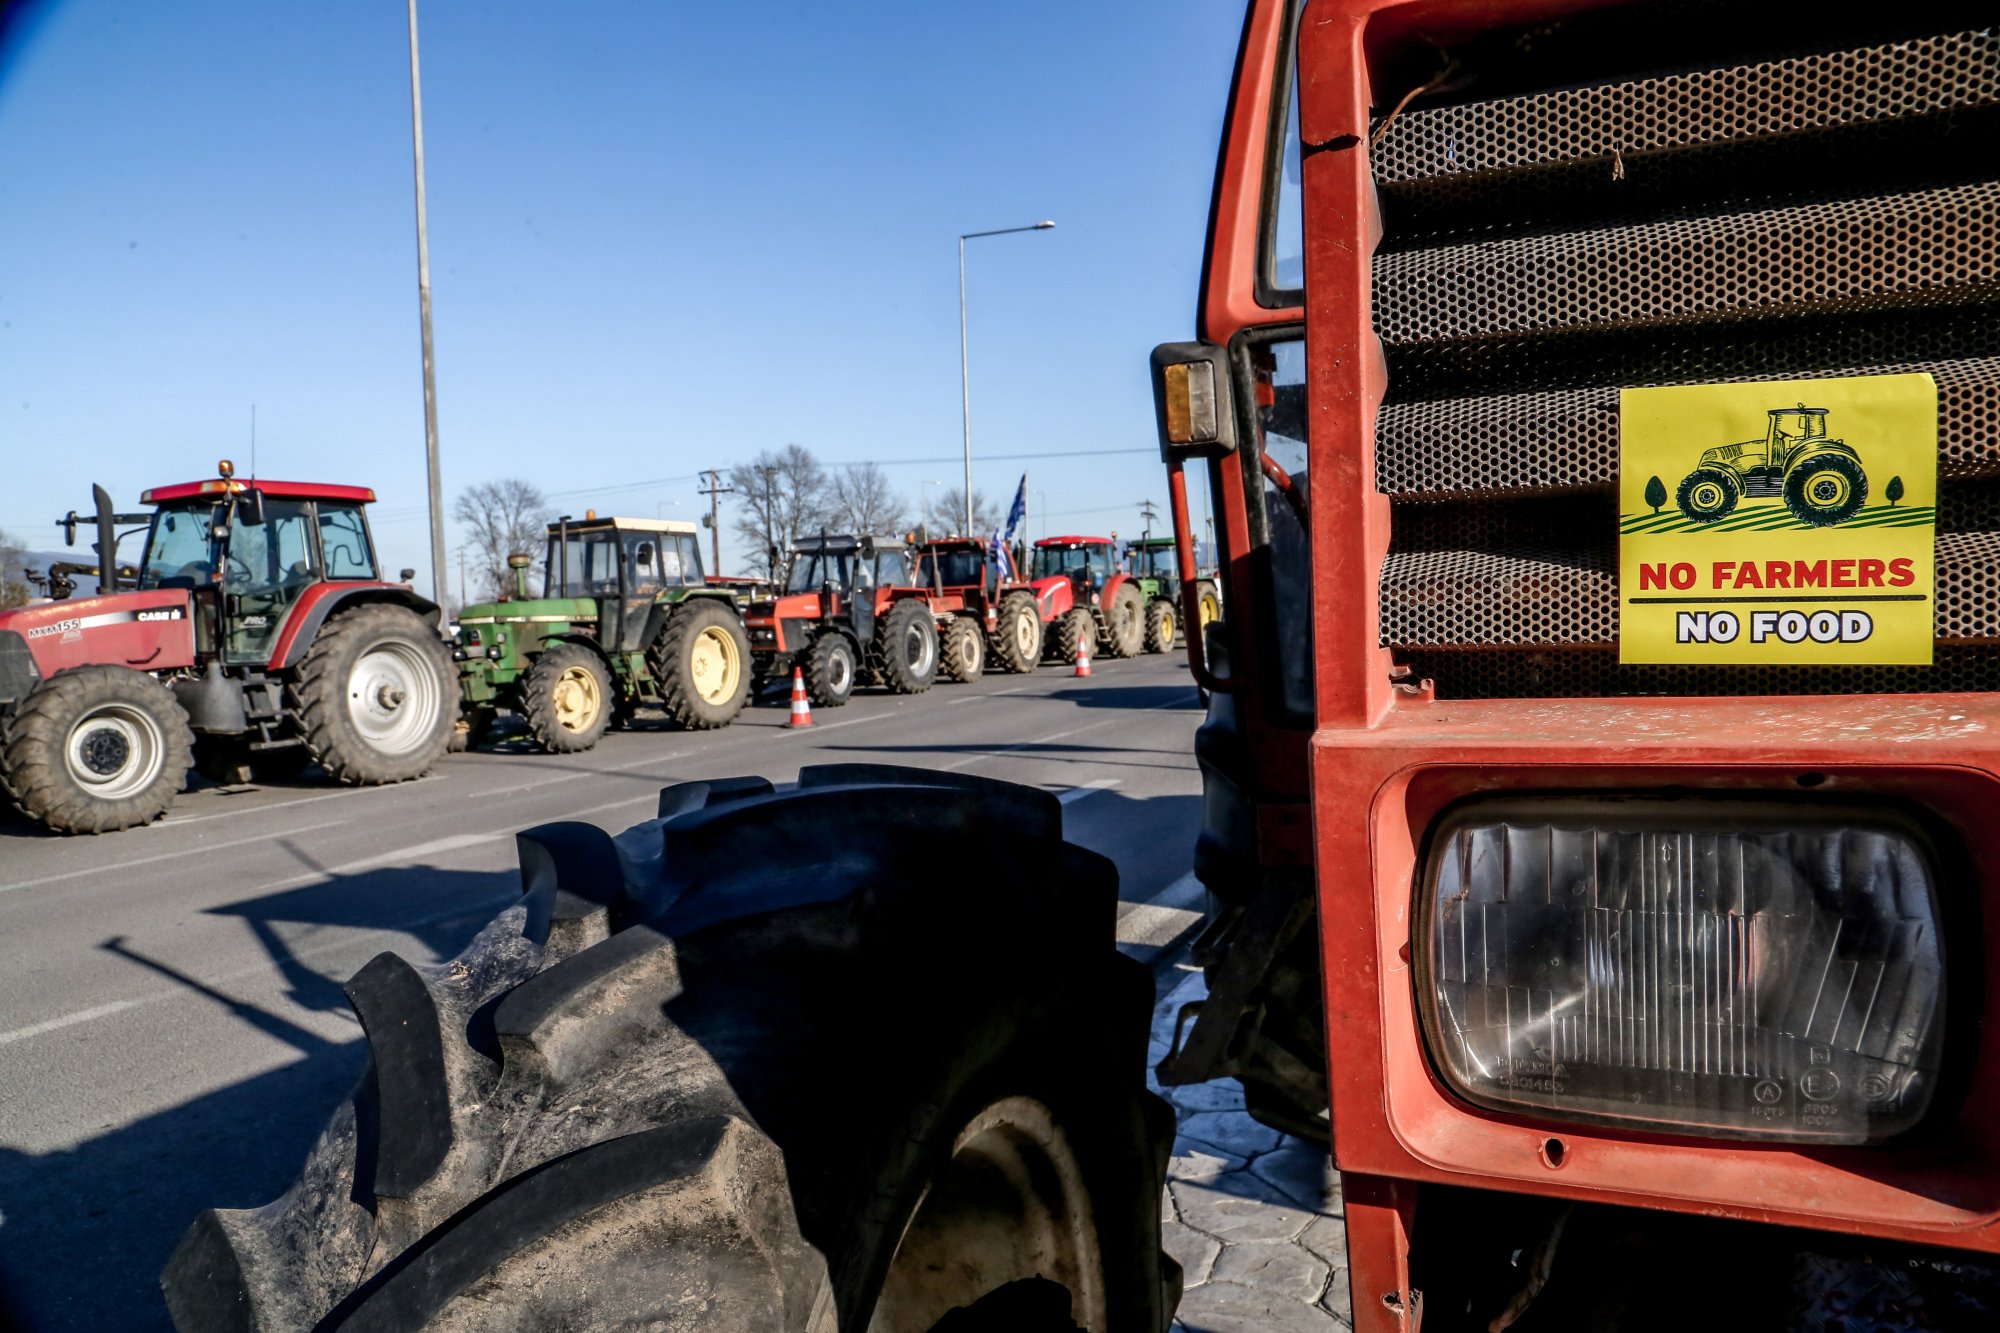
(1619, 374, 1936, 665)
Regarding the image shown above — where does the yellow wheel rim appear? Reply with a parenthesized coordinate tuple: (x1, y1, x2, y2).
(1199, 594, 1220, 629)
(1161, 609, 1176, 642)
(690, 625, 742, 705)
(1690, 481, 1727, 511)
(552, 665, 602, 733)
(1802, 470, 1851, 511)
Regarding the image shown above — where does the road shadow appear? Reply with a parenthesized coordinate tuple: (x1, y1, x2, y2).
(1038, 683, 1202, 711)
(815, 740, 1194, 775)
(0, 860, 514, 1331)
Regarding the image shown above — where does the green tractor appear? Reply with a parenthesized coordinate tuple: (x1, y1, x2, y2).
(1123, 534, 1221, 654)
(452, 515, 750, 752)
(1675, 404, 1869, 527)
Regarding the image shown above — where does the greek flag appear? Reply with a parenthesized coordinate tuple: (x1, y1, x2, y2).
(1003, 474, 1028, 540)
(988, 529, 1015, 580)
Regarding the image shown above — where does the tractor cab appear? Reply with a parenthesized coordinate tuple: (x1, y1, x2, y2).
(1029, 536, 1116, 602)
(132, 474, 386, 666)
(1767, 404, 1830, 458)
(912, 536, 1000, 594)
(539, 515, 708, 653)
(1124, 536, 1175, 581)
(745, 534, 936, 707)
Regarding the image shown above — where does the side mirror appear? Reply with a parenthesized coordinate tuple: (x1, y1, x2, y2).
(399, 567, 418, 584)
(238, 488, 267, 526)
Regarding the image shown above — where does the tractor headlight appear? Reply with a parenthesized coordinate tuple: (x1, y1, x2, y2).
(1417, 798, 1948, 1145)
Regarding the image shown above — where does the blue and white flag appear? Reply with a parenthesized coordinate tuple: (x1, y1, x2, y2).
(1003, 474, 1028, 540)
(988, 529, 1015, 580)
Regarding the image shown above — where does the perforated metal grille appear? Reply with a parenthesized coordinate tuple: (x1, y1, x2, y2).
(1397, 647, 2000, 699)
(1377, 358, 2000, 499)
(1381, 536, 1999, 648)
(1373, 183, 2000, 347)
(1372, 31, 2000, 185)
(1371, 17, 1999, 696)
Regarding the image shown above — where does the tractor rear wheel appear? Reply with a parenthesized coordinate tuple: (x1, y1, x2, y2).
(1784, 452, 1868, 527)
(1194, 580, 1221, 630)
(1675, 466, 1742, 524)
(1, 666, 192, 834)
(940, 617, 985, 683)
(805, 631, 858, 707)
(652, 598, 751, 730)
(1048, 608, 1094, 666)
(1142, 600, 1176, 654)
(874, 599, 939, 695)
(989, 592, 1042, 674)
(161, 768, 1179, 1332)
(1101, 584, 1145, 659)
(521, 643, 614, 753)
(291, 603, 455, 784)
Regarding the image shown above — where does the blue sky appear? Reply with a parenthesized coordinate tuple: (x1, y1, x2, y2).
(0, 0, 1237, 595)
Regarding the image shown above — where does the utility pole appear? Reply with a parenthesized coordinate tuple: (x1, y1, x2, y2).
(1139, 499, 1160, 541)
(406, 0, 448, 609)
(698, 469, 734, 575)
(759, 466, 780, 579)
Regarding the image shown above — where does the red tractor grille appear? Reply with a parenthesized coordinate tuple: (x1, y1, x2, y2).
(1369, 7, 2000, 698)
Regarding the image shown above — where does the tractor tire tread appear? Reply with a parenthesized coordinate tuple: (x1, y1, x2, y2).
(0, 665, 193, 834)
(939, 617, 984, 683)
(871, 599, 938, 696)
(1142, 600, 1176, 654)
(520, 642, 614, 754)
(290, 603, 455, 785)
(989, 593, 1042, 674)
(651, 598, 751, 731)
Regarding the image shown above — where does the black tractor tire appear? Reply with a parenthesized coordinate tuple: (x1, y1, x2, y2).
(939, 617, 985, 683)
(1784, 452, 1869, 527)
(1142, 599, 1177, 654)
(290, 603, 455, 784)
(651, 598, 752, 730)
(1, 666, 192, 834)
(161, 768, 1179, 1333)
(521, 643, 615, 754)
(989, 592, 1042, 674)
(1101, 583, 1146, 659)
(805, 631, 858, 708)
(1675, 466, 1742, 524)
(873, 599, 939, 695)
(1048, 608, 1094, 667)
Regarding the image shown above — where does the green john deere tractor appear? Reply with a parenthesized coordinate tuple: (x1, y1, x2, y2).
(1124, 534, 1221, 654)
(452, 516, 750, 752)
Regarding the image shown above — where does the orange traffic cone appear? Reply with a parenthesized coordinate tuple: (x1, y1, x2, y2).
(787, 666, 814, 727)
(1074, 633, 1093, 678)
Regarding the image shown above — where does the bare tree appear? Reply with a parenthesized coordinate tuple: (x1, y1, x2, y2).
(0, 528, 29, 608)
(828, 462, 908, 537)
(729, 444, 831, 578)
(921, 487, 1002, 538)
(453, 478, 553, 601)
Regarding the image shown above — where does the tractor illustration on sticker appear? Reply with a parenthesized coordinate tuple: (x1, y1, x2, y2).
(1674, 404, 1869, 527)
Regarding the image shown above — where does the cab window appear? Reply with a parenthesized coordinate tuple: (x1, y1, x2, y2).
(874, 550, 909, 586)
(317, 504, 377, 580)
(627, 537, 666, 594)
(1245, 335, 1312, 720)
(140, 505, 218, 589)
(549, 532, 621, 595)
(675, 535, 704, 583)
(223, 499, 318, 661)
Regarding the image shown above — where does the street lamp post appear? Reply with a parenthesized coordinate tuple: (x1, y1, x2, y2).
(406, 0, 448, 608)
(959, 220, 1054, 535)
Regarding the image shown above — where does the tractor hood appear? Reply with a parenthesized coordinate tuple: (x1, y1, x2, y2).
(457, 596, 599, 626)
(746, 591, 826, 622)
(0, 587, 198, 698)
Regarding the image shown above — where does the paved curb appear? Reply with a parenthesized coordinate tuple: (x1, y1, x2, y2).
(1151, 967, 1353, 1331)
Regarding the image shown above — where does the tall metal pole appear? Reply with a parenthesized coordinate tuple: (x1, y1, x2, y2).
(407, 0, 448, 609)
(957, 220, 1053, 539)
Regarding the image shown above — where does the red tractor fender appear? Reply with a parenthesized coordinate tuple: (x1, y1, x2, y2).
(0, 589, 197, 697)
(1100, 571, 1135, 608)
(268, 583, 442, 671)
(1030, 576, 1074, 621)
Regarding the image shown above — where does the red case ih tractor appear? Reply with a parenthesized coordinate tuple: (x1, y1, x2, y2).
(166, 1, 2000, 1328)
(1027, 534, 1147, 662)
(0, 467, 453, 834)
(742, 533, 939, 707)
(909, 534, 1045, 680)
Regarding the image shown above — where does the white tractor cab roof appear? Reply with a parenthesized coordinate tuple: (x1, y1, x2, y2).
(547, 516, 700, 536)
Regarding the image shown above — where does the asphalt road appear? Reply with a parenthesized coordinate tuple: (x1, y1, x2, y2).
(0, 651, 1208, 1330)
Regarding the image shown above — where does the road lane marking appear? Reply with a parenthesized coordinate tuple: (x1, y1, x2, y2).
(0, 819, 352, 895)
(0, 999, 143, 1047)
(1116, 872, 1207, 951)
(156, 775, 444, 827)
(1057, 779, 1121, 805)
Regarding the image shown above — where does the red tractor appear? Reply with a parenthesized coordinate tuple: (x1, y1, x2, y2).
(742, 533, 938, 707)
(908, 535, 1044, 680)
(1028, 534, 1146, 663)
(0, 466, 454, 834)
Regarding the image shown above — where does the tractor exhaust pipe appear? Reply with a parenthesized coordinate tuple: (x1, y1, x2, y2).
(557, 515, 571, 597)
(93, 484, 119, 594)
